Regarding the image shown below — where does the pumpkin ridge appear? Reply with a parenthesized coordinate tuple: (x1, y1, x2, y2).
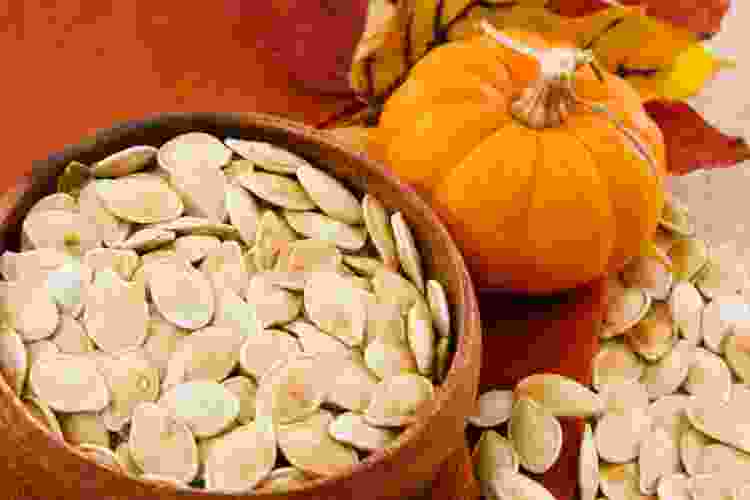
(515, 131, 545, 290)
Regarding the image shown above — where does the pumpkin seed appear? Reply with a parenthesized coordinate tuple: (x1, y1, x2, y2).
(115, 228, 176, 253)
(92, 145, 158, 178)
(626, 301, 677, 362)
(158, 132, 232, 172)
(406, 301, 435, 377)
(115, 441, 142, 476)
(28, 192, 78, 215)
(681, 426, 715, 475)
(83, 248, 140, 280)
(25, 340, 60, 376)
(224, 182, 260, 246)
(507, 396, 563, 474)
(638, 426, 681, 495)
(246, 273, 302, 328)
(688, 473, 738, 500)
(59, 411, 110, 447)
(78, 443, 126, 473)
(599, 462, 649, 500)
(142, 309, 191, 380)
(579, 423, 599, 500)
(594, 407, 652, 464)
(95, 174, 184, 224)
(148, 259, 214, 330)
(297, 164, 363, 224)
(168, 162, 228, 222)
(255, 467, 310, 492)
(362, 194, 399, 271)
(159, 380, 240, 439)
(200, 240, 249, 297)
(223, 159, 254, 182)
(0, 280, 60, 341)
(22, 209, 102, 256)
(695, 256, 746, 301)
(98, 350, 160, 431)
(260, 353, 327, 425)
(592, 339, 646, 390)
(238, 328, 302, 380)
(695, 443, 750, 476)
(372, 267, 425, 317)
(735, 483, 750, 500)
(425, 280, 451, 339)
(129, 402, 199, 483)
(172, 235, 220, 264)
(659, 192, 695, 237)
(647, 394, 692, 444)
(284, 210, 367, 251)
(467, 389, 514, 428)
(684, 347, 733, 402)
(253, 210, 298, 271)
(238, 171, 316, 211)
(702, 294, 750, 353)
(328, 411, 398, 451)
(364, 373, 434, 427)
(0, 248, 71, 281)
(212, 286, 263, 339)
(670, 280, 705, 345)
(224, 138, 311, 174)
(283, 319, 351, 358)
(620, 252, 673, 301)
(78, 181, 132, 247)
(162, 326, 242, 389)
(304, 271, 366, 347)
(601, 286, 651, 339)
(57, 161, 92, 198)
(391, 211, 425, 293)
(222, 376, 257, 425)
(364, 300, 406, 346)
(52, 314, 94, 354)
(323, 352, 380, 413)
(486, 469, 556, 500)
(515, 373, 604, 418)
(364, 335, 418, 380)
(275, 238, 342, 275)
(724, 332, 750, 382)
(473, 429, 520, 496)
(46, 258, 92, 318)
(598, 379, 649, 415)
(150, 216, 240, 240)
(342, 255, 383, 276)
(0, 325, 27, 395)
(686, 397, 750, 454)
(85, 268, 148, 353)
(669, 237, 710, 282)
(657, 473, 692, 500)
(29, 354, 110, 412)
(22, 395, 64, 439)
(641, 339, 693, 400)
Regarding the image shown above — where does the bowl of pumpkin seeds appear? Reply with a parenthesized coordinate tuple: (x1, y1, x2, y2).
(0, 112, 481, 499)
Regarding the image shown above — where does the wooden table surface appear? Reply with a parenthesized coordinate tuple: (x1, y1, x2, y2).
(0, 1, 353, 191)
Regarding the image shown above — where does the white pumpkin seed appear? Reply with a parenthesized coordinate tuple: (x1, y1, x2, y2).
(0, 325, 27, 395)
(0, 248, 71, 281)
(626, 302, 677, 362)
(304, 271, 366, 347)
(0, 280, 60, 342)
(22, 395, 64, 439)
(212, 286, 263, 339)
(328, 411, 397, 451)
(688, 473, 738, 500)
(670, 237, 710, 283)
(95, 174, 184, 224)
(594, 408, 652, 464)
(681, 426, 715, 475)
(467, 389, 514, 428)
(78, 181, 132, 247)
(701, 294, 750, 353)
(222, 376, 258, 425)
(284, 319, 351, 358)
(284, 210, 367, 251)
(59, 412, 110, 447)
(140, 474, 187, 488)
(735, 482, 750, 500)
(660, 192, 695, 237)
(275, 238, 342, 275)
(224, 182, 260, 246)
(473, 430, 520, 497)
(224, 139, 311, 174)
(92, 145, 158, 178)
(148, 259, 214, 330)
(28, 192, 77, 215)
(598, 462, 647, 500)
(686, 397, 750, 454)
(364, 300, 405, 346)
(115, 441, 142, 476)
(670, 280, 705, 345)
(246, 273, 302, 328)
(115, 228, 176, 252)
(724, 332, 750, 382)
(364, 335, 418, 380)
(22, 209, 102, 256)
(684, 347, 733, 403)
(159, 380, 240, 439)
(391, 212, 425, 293)
(695, 255, 747, 300)
(579, 423, 599, 500)
(342, 255, 383, 276)
(641, 339, 693, 400)
(25, 340, 60, 374)
(78, 443, 126, 473)
(486, 466, 556, 500)
(83, 248, 139, 280)
(620, 252, 673, 301)
(647, 394, 692, 445)
(372, 267, 424, 317)
(129, 402, 199, 483)
(45, 258, 92, 318)
(29, 355, 110, 412)
(657, 473, 692, 500)
(515, 373, 604, 418)
(51, 314, 94, 354)
(200, 240, 249, 297)
(238, 171, 316, 211)
(598, 379, 649, 415)
(98, 350, 160, 431)
(426, 280, 451, 339)
(224, 159, 254, 182)
(695, 443, 750, 476)
(158, 132, 232, 172)
(407, 301, 435, 377)
(162, 326, 242, 389)
(365, 373, 434, 427)
(255, 467, 310, 492)
(85, 268, 148, 353)
(638, 426, 681, 495)
(297, 164, 363, 224)
(150, 216, 240, 240)
(238, 328, 301, 380)
(142, 309, 190, 380)
(601, 286, 651, 339)
(508, 396, 563, 474)
(253, 210, 298, 271)
(172, 235, 220, 264)
(168, 162, 228, 222)
(362, 194, 399, 271)
(592, 339, 646, 390)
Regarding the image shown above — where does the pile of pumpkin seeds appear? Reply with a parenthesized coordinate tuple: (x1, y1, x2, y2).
(0, 132, 456, 492)
(468, 193, 750, 500)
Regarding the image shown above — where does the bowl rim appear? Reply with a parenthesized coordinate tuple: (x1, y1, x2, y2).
(0, 111, 482, 497)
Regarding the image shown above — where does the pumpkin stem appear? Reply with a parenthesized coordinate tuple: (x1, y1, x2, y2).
(479, 20, 594, 129)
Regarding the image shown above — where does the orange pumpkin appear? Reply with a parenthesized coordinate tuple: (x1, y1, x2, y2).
(371, 25, 667, 294)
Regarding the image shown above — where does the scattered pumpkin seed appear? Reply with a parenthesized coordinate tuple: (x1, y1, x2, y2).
(57, 161, 92, 198)
(724, 332, 750, 382)
(406, 301, 435, 377)
(625, 301, 676, 362)
(515, 373, 604, 418)
(467, 389, 514, 428)
(247, 273, 303, 328)
(473, 429, 520, 495)
(115, 441, 142, 476)
(659, 192, 695, 237)
(641, 339, 693, 400)
(657, 473, 692, 500)
(150, 216, 240, 240)
(283, 319, 351, 358)
(579, 423, 599, 500)
(670, 280, 705, 345)
(600, 285, 651, 339)
(253, 210, 298, 271)
(364, 373, 434, 427)
(255, 467, 310, 492)
(594, 407, 652, 464)
(487, 466, 556, 500)
(592, 338, 646, 390)
(0, 248, 71, 281)
(638, 426, 681, 495)
(681, 426, 715, 476)
(598, 379, 649, 415)
(620, 252, 673, 301)
(51, 314, 94, 354)
(684, 347, 733, 403)
(508, 396, 563, 474)
(686, 398, 750, 454)
(168, 163, 228, 222)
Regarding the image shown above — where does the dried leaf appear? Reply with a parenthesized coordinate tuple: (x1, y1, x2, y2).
(643, 99, 750, 175)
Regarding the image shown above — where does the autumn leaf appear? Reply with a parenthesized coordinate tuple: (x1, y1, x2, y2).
(549, 0, 731, 37)
(643, 100, 750, 175)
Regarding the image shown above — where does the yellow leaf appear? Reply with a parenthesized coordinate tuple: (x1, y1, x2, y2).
(628, 43, 736, 101)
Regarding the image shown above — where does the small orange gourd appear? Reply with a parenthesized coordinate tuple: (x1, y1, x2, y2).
(371, 22, 667, 294)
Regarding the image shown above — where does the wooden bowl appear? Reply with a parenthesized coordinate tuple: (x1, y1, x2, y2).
(0, 112, 481, 500)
